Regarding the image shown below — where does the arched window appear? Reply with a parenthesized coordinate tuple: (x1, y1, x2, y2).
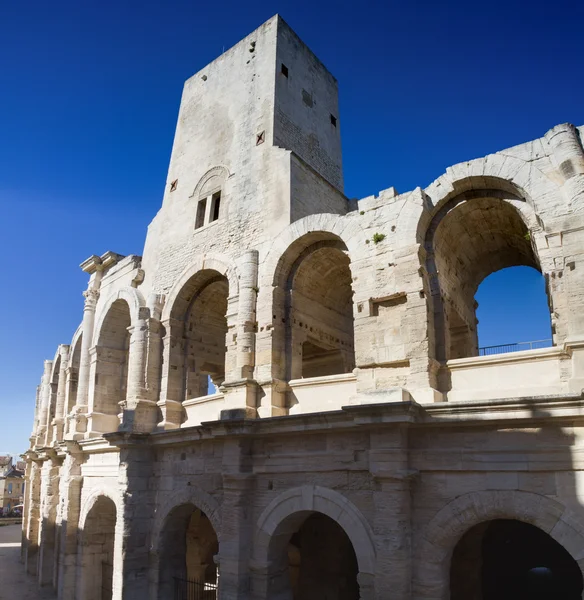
(192, 167, 228, 230)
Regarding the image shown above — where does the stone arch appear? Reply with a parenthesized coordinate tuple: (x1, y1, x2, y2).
(191, 165, 230, 200)
(263, 213, 365, 290)
(78, 487, 122, 532)
(94, 287, 147, 338)
(254, 484, 376, 576)
(77, 492, 119, 600)
(151, 488, 222, 599)
(269, 228, 357, 394)
(69, 323, 83, 355)
(418, 173, 559, 370)
(421, 153, 563, 225)
(65, 325, 83, 417)
(150, 487, 222, 553)
(414, 490, 584, 599)
(161, 254, 239, 323)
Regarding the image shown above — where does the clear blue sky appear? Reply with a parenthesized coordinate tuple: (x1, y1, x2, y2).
(0, 0, 581, 456)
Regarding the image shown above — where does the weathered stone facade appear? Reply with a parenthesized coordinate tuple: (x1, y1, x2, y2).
(23, 14, 584, 600)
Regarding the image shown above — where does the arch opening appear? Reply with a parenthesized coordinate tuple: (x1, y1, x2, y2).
(157, 503, 219, 600)
(67, 334, 82, 414)
(276, 235, 355, 384)
(166, 269, 229, 408)
(78, 496, 116, 600)
(94, 299, 131, 422)
(267, 511, 359, 600)
(476, 266, 552, 354)
(427, 194, 552, 365)
(450, 519, 583, 600)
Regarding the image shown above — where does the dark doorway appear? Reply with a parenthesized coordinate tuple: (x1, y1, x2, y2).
(451, 519, 583, 600)
(287, 513, 359, 600)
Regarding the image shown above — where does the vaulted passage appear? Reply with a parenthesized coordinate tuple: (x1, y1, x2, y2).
(165, 269, 229, 407)
(426, 190, 552, 365)
(450, 519, 583, 600)
(157, 504, 219, 600)
(263, 509, 360, 599)
(78, 496, 116, 600)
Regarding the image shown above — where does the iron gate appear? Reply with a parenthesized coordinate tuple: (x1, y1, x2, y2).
(173, 577, 217, 600)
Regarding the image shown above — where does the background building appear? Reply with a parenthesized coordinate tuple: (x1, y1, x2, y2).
(22, 15, 584, 600)
(0, 459, 25, 515)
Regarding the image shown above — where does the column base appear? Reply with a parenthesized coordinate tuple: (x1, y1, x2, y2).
(220, 379, 259, 418)
(156, 399, 183, 430)
(64, 408, 88, 441)
(119, 398, 158, 433)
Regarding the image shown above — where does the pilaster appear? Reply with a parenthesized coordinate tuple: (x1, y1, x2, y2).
(217, 437, 255, 600)
(369, 425, 415, 599)
(55, 443, 83, 600)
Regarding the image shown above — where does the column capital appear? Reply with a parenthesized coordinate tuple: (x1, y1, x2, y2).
(82, 286, 100, 309)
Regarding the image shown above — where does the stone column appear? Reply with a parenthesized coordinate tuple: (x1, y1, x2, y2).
(545, 123, 584, 211)
(158, 317, 185, 429)
(24, 457, 42, 576)
(254, 282, 287, 418)
(52, 345, 70, 443)
(38, 453, 61, 587)
(67, 284, 101, 439)
(31, 384, 42, 447)
(221, 251, 259, 417)
(37, 360, 53, 446)
(369, 425, 414, 600)
(121, 308, 159, 433)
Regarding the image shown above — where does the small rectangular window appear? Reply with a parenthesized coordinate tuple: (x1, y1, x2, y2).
(281, 63, 288, 77)
(195, 198, 207, 229)
(330, 114, 337, 127)
(211, 192, 221, 222)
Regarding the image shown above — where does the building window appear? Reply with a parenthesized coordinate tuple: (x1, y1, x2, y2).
(330, 114, 337, 127)
(211, 192, 221, 222)
(281, 63, 289, 77)
(195, 198, 207, 229)
(195, 189, 224, 230)
(7, 483, 12, 494)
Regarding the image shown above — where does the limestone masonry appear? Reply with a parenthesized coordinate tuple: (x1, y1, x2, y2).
(23, 14, 584, 600)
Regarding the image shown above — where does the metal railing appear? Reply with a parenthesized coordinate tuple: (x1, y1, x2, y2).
(174, 577, 217, 600)
(478, 339, 552, 356)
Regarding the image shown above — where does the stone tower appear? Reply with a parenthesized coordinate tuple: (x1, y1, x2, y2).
(141, 15, 348, 283)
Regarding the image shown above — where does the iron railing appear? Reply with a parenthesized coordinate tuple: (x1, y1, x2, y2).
(173, 577, 217, 600)
(478, 339, 552, 356)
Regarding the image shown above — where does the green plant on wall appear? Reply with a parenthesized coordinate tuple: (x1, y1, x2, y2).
(372, 233, 386, 244)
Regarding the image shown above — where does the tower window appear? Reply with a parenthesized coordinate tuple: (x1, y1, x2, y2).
(195, 198, 207, 229)
(330, 114, 337, 127)
(281, 63, 289, 77)
(211, 192, 221, 222)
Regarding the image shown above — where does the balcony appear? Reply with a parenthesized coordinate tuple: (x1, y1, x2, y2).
(183, 392, 225, 427)
(447, 343, 568, 402)
(288, 372, 357, 415)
